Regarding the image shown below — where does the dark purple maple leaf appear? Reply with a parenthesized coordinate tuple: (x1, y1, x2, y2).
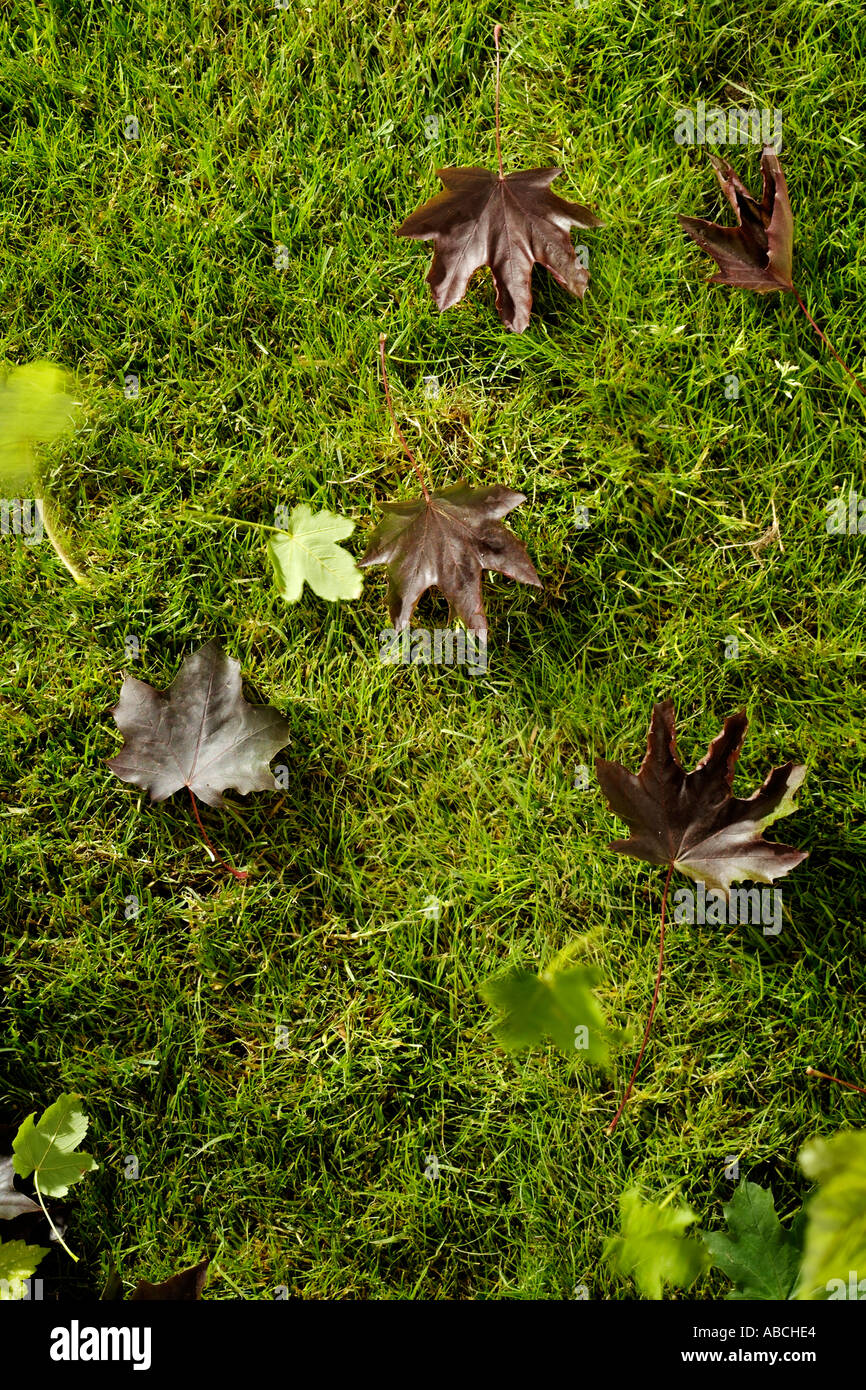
(108, 640, 290, 879)
(130, 1258, 209, 1301)
(108, 639, 289, 809)
(679, 145, 793, 293)
(596, 700, 807, 894)
(359, 481, 541, 634)
(595, 700, 808, 1134)
(398, 166, 603, 333)
(396, 24, 601, 332)
(679, 145, 866, 395)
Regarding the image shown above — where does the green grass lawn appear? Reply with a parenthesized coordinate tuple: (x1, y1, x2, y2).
(2, 0, 866, 1299)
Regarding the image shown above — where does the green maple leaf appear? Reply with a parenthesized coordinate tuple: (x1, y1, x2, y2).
(267, 505, 363, 602)
(703, 1180, 803, 1299)
(0, 1238, 50, 1300)
(481, 963, 615, 1063)
(12, 1093, 98, 1198)
(797, 1129, 866, 1299)
(0, 361, 79, 489)
(605, 1190, 709, 1299)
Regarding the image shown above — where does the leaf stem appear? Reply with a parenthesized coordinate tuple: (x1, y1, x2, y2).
(35, 489, 91, 587)
(493, 24, 504, 178)
(607, 862, 674, 1136)
(187, 787, 248, 882)
(181, 508, 283, 534)
(805, 1065, 866, 1096)
(792, 289, 866, 397)
(34, 1173, 78, 1262)
(378, 335, 431, 501)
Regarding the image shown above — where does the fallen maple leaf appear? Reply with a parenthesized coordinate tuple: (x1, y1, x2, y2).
(595, 700, 807, 1133)
(797, 1130, 866, 1299)
(482, 963, 617, 1063)
(397, 26, 601, 332)
(11, 1093, 97, 1260)
(361, 336, 540, 635)
(678, 146, 793, 293)
(267, 504, 363, 603)
(0, 1237, 50, 1300)
(595, 700, 808, 895)
(12, 1094, 98, 1200)
(109, 639, 290, 878)
(109, 640, 289, 807)
(398, 166, 602, 333)
(605, 1190, 708, 1300)
(679, 146, 865, 394)
(0, 360, 89, 585)
(0, 361, 79, 489)
(359, 481, 540, 635)
(0, 1157, 40, 1221)
(703, 1180, 803, 1301)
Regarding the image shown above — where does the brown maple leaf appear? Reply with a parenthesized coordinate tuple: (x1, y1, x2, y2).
(358, 481, 541, 634)
(678, 146, 866, 395)
(678, 145, 793, 293)
(397, 167, 603, 333)
(130, 1258, 210, 1301)
(396, 26, 601, 332)
(595, 700, 807, 1134)
(108, 639, 290, 879)
(109, 640, 289, 809)
(595, 700, 807, 894)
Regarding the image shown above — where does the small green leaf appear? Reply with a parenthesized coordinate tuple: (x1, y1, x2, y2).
(605, 1190, 709, 1300)
(12, 1093, 98, 1198)
(0, 1238, 50, 1299)
(703, 1180, 802, 1299)
(481, 963, 615, 1063)
(0, 361, 79, 489)
(797, 1129, 866, 1299)
(267, 505, 362, 602)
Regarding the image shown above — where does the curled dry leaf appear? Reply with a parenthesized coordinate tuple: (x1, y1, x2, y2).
(679, 146, 866, 395)
(678, 145, 794, 293)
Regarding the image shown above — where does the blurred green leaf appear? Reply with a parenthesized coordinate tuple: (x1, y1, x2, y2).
(798, 1129, 866, 1298)
(0, 361, 79, 489)
(0, 1238, 50, 1299)
(605, 1190, 708, 1299)
(481, 963, 615, 1063)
